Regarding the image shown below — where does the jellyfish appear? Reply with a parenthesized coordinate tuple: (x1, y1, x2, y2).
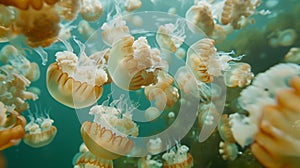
(146, 138, 162, 155)
(73, 142, 114, 168)
(101, 16, 130, 46)
(187, 38, 241, 83)
(47, 39, 107, 108)
(156, 19, 186, 53)
(162, 144, 193, 168)
(12, 5, 61, 48)
(56, 0, 80, 21)
(0, 0, 59, 10)
(80, 0, 103, 22)
(81, 95, 139, 160)
(229, 63, 300, 148)
(0, 108, 26, 150)
(78, 20, 96, 40)
(138, 155, 163, 168)
(0, 45, 40, 82)
(218, 114, 235, 143)
(277, 29, 297, 47)
(144, 106, 161, 122)
(218, 141, 238, 161)
(0, 5, 16, 43)
(124, 0, 142, 12)
(108, 35, 166, 90)
(251, 76, 300, 168)
(0, 65, 38, 113)
(185, 0, 215, 35)
(285, 47, 300, 64)
(144, 71, 179, 110)
(224, 62, 254, 88)
(23, 108, 57, 148)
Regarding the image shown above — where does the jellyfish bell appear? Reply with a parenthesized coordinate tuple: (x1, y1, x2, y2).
(56, 0, 80, 21)
(138, 155, 163, 168)
(0, 5, 16, 43)
(284, 47, 300, 64)
(80, 0, 103, 22)
(108, 35, 165, 91)
(277, 28, 297, 47)
(47, 39, 107, 108)
(224, 62, 254, 88)
(124, 0, 142, 12)
(81, 95, 139, 160)
(23, 108, 57, 148)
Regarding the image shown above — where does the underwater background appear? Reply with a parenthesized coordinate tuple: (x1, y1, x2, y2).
(1, 0, 300, 167)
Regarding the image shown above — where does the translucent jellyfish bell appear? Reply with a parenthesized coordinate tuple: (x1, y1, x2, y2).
(284, 47, 300, 64)
(108, 36, 165, 90)
(124, 0, 142, 12)
(81, 95, 139, 160)
(56, 0, 80, 21)
(47, 38, 107, 108)
(162, 144, 194, 168)
(224, 62, 254, 87)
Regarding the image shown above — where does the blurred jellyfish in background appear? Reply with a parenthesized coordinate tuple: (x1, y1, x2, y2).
(23, 105, 57, 148)
(0, 5, 16, 43)
(79, 0, 103, 22)
(138, 155, 162, 168)
(224, 62, 254, 88)
(46, 38, 108, 108)
(285, 47, 300, 64)
(78, 20, 96, 40)
(56, 0, 80, 21)
(124, 0, 142, 12)
(81, 95, 139, 160)
(73, 142, 114, 168)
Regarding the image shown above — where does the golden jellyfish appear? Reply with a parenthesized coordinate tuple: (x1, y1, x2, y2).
(185, 0, 215, 35)
(146, 137, 162, 155)
(108, 35, 166, 90)
(144, 106, 161, 122)
(187, 38, 241, 83)
(156, 19, 186, 53)
(229, 63, 300, 148)
(80, 0, 103, 22)
(285, 47, 300, 64)
(138, 155, 163, 168)
(101, 16, 130, 46)
(162, 144, 194, 168)
(73, 143, 114, 168)
(0, 0, 59, 10)
(56, 0, 80, 21)
(144, 71, 179, 110)
(0, 5, 16, 43)
(218, 141, 238, 161)
(0, 65, 38, 113)
(0, 106, 26, 150)
(47, 39, 107, 108)
(124, 0, 142, 12)
(23, 111, 57, 148)
(12, 5, 61, 48)
(81, 95, 139, 160)
(251, 76, 300, 168)
(224, 62, 254, 87)
(0, 45, 40, 82)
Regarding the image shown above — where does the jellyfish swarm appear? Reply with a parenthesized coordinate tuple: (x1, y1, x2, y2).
(73, 143, 113, 168)
(12, 5, 61, 48)
(23, 110, 57, 148)
(156, 19, 186, 53)
(229, 63, 300, 148)
(144, 71, 179, 111)
(251, 76, 300, 168)
(0, 5, 16, 43)
(224, 62, 254, 88)
(101, 16, 130, 47)
(285, 47, 300, 64)
(81, 95, 139, 160)
(0, 65, 38, 113)
(108, 35, 166, 90)
(46, 39, 108, 108)
(186, 38, 240, 83)
(0, 45, 40, 82)
(162, 145, 193, 168)
(0, 0, 59, 10)
(0, 104, 26, 150)
(80, 0, 103, 22)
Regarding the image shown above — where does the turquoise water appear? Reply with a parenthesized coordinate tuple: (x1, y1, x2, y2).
(1, 0, 300, 167)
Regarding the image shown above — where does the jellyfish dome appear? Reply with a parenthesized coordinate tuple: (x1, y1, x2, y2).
(81, 95, 139, 160)
(162, 144, 193, 168)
